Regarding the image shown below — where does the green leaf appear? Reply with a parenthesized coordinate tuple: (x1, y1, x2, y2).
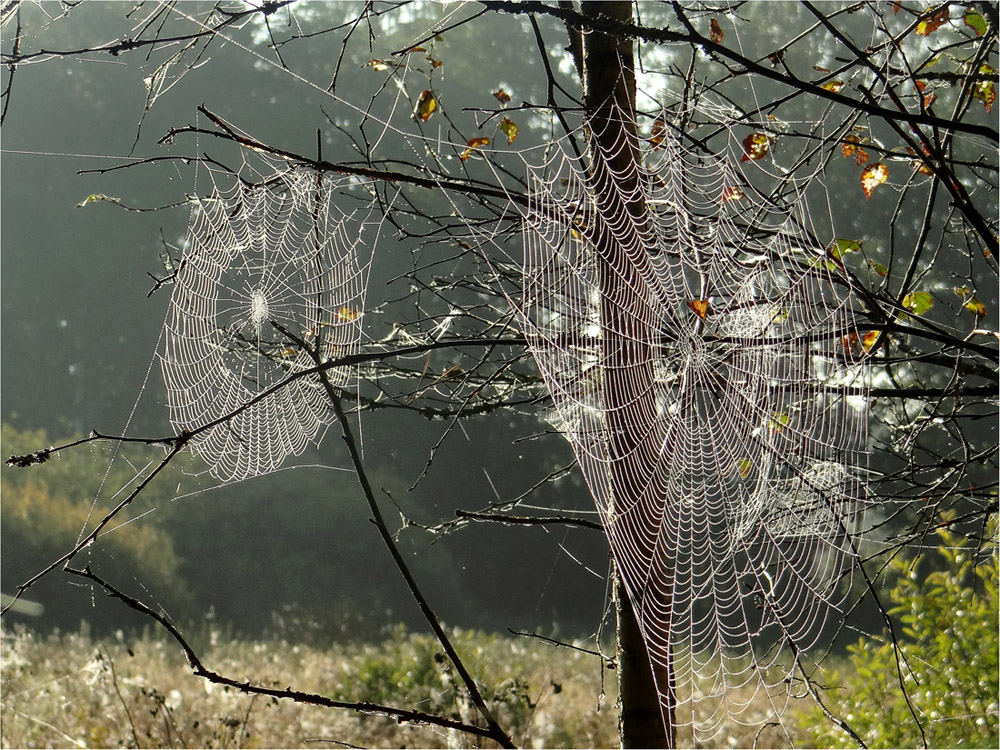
(965, 10, 988, 36)
(901, 290, 934, 316)
(498, 116, 518, 145)
(830, 238, 862, 260)
(867, 260, 888, 277)
(767, 412, 790, 432)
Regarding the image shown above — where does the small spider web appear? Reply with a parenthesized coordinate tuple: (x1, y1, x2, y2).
(161, 165, 370, 483)
(517, 108, 869, 740)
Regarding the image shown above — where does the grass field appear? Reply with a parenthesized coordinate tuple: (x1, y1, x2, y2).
(1, 622, 824, 749)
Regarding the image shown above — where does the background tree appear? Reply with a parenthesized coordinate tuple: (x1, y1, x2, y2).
(2, 2, 996, 748)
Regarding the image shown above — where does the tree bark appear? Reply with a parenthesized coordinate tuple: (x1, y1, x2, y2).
(580, 2, 675, 748)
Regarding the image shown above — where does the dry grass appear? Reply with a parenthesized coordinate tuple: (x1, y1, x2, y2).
(1, 623, 823, 748)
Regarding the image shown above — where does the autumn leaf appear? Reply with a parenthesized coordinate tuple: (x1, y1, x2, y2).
(915, 80, 937, 108)
(363, 59, 391, 72)
(965, 10, 988, 36)
(415, 89, 437, 122)
(336, 306, 361, 321)
(427, 56, 443, 69)
(498, 116, 519, 145)
(492, 88, 511, 105)
(953, 286, 988, 316)
(686, 299, 711, 320)
(840, 332, 860, 353)
(821, 80, 844, 93)
(861, 330, 881, 352)
(277, 347, 298, 358)
(649, 118, 668, 149)
(916, 7, 949, 36)
(860, 162, 889, 199)
(736, 457, 753, 478)
(768, 412, 791, 432)
(76, 193, 121, 208)
(460, 136, 490, 162)
(892, 0, 902, 14)
(710, 18, 724, 44)
(902, 290, 934, 316)
(842, 134, 870, 165)
(721, 185, 745, 202)
(867, 260, 889, 277)
(829, 238, 862, 260)
(906, 146, 935, 175)
(740, 132, 771, 162)
(972, 64, 996, 113)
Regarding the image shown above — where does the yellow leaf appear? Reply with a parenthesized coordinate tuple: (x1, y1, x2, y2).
(861, 330, 881, 352)
(76, 193, 121, 208)
(768, 412, 791, 432)
(498, 116, 519, 145)
(363, 59, 391, 72)
(415, 89, 437, 122)
(972, 64, 996, 113)
(860, 162, 889, 199)
(821, 80, 844, 93)
(902, 290, 934, 315)
(964, 297, 988, 316)
(337, 306, 361, 321)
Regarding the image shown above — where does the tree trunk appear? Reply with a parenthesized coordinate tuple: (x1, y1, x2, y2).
(581, 2, 675, 748)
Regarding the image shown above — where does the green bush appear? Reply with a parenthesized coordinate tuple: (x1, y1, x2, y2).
(799, 515, 999, 748)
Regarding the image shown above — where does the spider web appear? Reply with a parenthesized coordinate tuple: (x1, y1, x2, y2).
(517, 108, 869, 739)
(161, 165, 370, 483)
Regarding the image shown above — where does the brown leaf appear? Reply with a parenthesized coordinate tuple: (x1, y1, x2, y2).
(860, 162, 889, 199)
(710, 18, 724, 44)
(649, 118, 668, 149)
(842, 134, 871, 166)
(916, 7, 949, 36)
(686, 299, 711, 320)
(492, 88, 511, 105)
(721, 185, 745, 202)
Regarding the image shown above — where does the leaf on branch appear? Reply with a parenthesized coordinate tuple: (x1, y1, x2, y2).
(893, 1, 902, 14)
(840, 332, 859, 353)
(821, 80, 844, 93)
(498, 116, 518, 145)
(915, 7, 949, 36)
(363, 59, 391, 72)
(915, 80, 937, 108)
(972, 64, 996, 113)
(740, 132, 771, 162)
(735, 457, 753, 478)
(829, 237, 862, 260)
(492, 88, 511, 105)
(964, 9, 988, 36)
(76, 193, 121, 208)
(460, 136, 490, 162)
(415, 90, 437, 122)
(710, 18, 724, 44)
(953, 287, 988, 316)
(427, 56, 443, 69)
(842, 134, 870, 165)
(905, 146, 935, 175)
(902, 290, 934, 316)
(686, 299, 712, 320)
(721, 185, 745, 202)
(860, 162, 889, 199)
(868, 260, 889, 277)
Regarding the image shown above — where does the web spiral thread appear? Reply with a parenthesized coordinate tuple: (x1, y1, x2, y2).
(519, 112, 869, 738)
(161, 168, 367, 482)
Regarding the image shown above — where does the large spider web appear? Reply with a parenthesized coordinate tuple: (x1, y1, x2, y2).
(517, 108, 869, 739)
(161, 166, 369, 483)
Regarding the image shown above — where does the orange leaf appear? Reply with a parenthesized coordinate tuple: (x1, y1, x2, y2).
(710, 18, 724, 44)
(893, 1, 902, 14)
(415, 90, 437, 122)
(842, 134, 870, 165)
(337, 306, 361, 321)
(459, 136, 490, 162)
(492, 88, 511, 105)
(860, 162, 889, 199)
(649, 118, 668, 149)
(721, 185, 745, 202)
(916, 7, 949, 36)
(861, 331, 881, 352)
(740, 132, 771, 162)
(906, 146, 935, 175)
(686, 299, 711, 320)
(840, 332, 859, 353)
(498, 116, 519, 145)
